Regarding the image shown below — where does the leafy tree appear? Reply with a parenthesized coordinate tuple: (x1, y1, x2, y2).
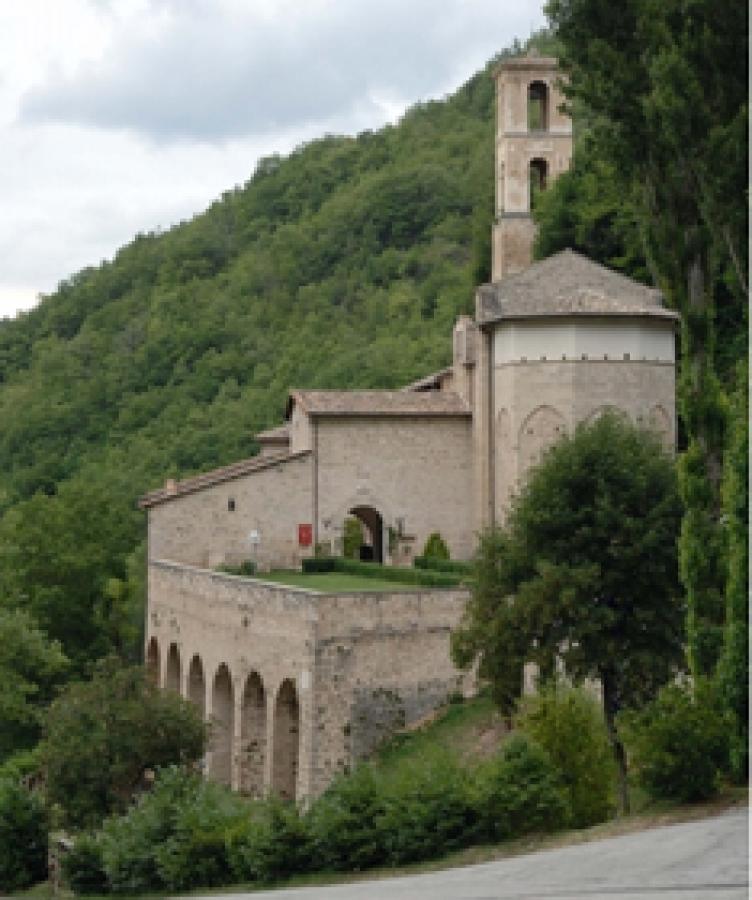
(717, 360, 749, 780)
(545, 0, 748, 679)
(619, 679, 729, 802)
(41, 659, 207, 827)
(0, 779, 48, 892)
(452, 413, 684, 813)
(342, 517, 364, 559)
(0, 609, 68, 761)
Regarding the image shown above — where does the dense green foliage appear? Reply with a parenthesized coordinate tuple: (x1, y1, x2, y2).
(545, 0, 748, 683)
(63, 729, 574, 894)
(342, 517, 364, 559)
(42, 660, 207, 827)
(619, 681, 729, 803)
(717, 361, 749, 780)
(0, 779, 48, 892)
(452, 413, 684, 811)
(0, 609, 68, 761)
(517, 684, 615, 827)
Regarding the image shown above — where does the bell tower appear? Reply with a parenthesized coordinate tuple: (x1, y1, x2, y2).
(491, 54, 573, 280)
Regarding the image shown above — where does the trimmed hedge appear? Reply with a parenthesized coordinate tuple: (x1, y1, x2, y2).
(302, 556, 462, 587)
(414, 556, 472, 576)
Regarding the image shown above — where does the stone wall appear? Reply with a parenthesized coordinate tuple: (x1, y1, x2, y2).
(146, 560, 472, 803)
(148, 453, 313, 570)
(314, 416, 474, 561)
(493, 356, 676, 521)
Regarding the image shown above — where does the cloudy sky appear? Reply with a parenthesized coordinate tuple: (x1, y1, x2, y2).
(1, 0, 546, 320)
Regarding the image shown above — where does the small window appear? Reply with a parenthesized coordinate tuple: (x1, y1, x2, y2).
(228, 498, 236, 512)
(528, 81, 549, 131)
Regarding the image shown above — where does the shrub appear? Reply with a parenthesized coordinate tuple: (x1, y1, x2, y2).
(218, 560, 257, 577)
(305, 765, 386, 872)
(414, 556, 472, 575)
(0, 778, 48, 892)
(62, 833, 109, 895)
(472, 735, 569, 842)
(343, 517, 364, 559)
(377, 749, 475, 864)
(302, 556, 336, 573)
(422, 531, 450, 560)
(517, 683, 615, 826)
(226, 795, 310, 884)
(100, 767, 246, 893)
(619, 680, 729, 803)
(42, 659, 207, 827)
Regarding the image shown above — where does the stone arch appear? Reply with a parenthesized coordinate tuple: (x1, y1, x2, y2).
(348, 505, 383, 563)
(146, 637, 160, 686)
(165, 643, 181, 693)
(648, 404, 673, 450)
(517, 405, 567, 481)
(240, 672, 267, 798)
(529, 158, 548, 210)
(187, 654, 205, 718)
(585, 404, 627, 425)
(209, 664, 234, 787)
(272, 678, 300, 802)
(528, 80, 549, 131)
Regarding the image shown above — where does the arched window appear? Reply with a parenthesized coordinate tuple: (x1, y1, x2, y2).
(165, 643, 181, 693)
(528, 81, 549, 131)
(529, 158, 548, 211)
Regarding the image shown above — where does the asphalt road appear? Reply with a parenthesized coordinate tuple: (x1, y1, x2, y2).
(189, 806, 748, 900)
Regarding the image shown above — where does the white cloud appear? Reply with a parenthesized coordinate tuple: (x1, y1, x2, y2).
(1, 0, 547, 318)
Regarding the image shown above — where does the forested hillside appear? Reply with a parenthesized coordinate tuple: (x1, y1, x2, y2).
(0, 43, 515, 671)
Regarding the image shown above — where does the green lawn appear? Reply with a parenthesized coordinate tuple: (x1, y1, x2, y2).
(258, 570, 419, 592)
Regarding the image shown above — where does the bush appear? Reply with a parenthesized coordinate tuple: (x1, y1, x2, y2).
(619, 681, 729, 803)
(343, 517, 364, 558)
(42, 659, 207, 827)
(377, 749, 475, 864)
(472, 735, 569, 842)
(517, 683, 615, 826)
(100, 767, 247, 894)
(62, 833, 109, 895)
(0, 778, 48, 892)
(422, 531, 450, 560)
(414, 556, 472, 575)
(302, 556, 336, 573)
(218, 560, 256, 577)
(305, 765, 386, 872)
(226, 795, 310, 884)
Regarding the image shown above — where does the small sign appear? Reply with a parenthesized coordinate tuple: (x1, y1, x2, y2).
(298, 523, 313, 547)
(249, 529, 261, 545)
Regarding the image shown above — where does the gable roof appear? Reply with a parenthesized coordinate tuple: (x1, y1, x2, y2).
(476, 249, 678, 324)
(401, 367, 453, 393)
(287, 389, 470, 418)
(138, 450, 310, 508)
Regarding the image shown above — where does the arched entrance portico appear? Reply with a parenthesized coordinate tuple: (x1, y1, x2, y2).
(349, 505, 384, 563)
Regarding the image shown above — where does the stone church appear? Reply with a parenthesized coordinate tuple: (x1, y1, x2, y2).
(140, 55, 677, 803)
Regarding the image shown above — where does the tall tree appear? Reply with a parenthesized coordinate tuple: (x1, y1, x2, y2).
(452, 413, 684, 813)
(545, 0, 748, 677)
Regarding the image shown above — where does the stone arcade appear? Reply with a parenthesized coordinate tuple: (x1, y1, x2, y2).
(140, 56, 678, 803)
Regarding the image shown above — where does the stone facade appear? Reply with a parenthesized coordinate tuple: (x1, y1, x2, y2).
(492, 55, 573, 279)
(140, 55, 679, 804)
(147, 560, 471, 800)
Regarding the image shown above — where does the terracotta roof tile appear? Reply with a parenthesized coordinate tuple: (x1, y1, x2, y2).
(138, 450, 310, 508)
